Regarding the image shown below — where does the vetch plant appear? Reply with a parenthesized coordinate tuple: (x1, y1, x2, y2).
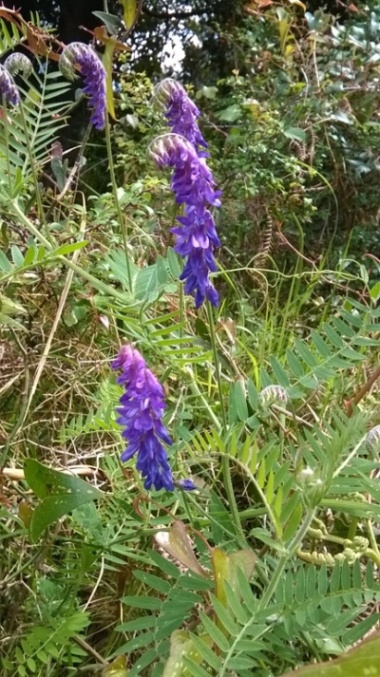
(149, 133, 221, 308)
(112, 344, 195, 492)
(154, 78, 208, 155)
(59, 42, 106, 130)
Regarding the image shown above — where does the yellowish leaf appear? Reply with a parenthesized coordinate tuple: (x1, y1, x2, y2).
(119, 0, 137, 29)
(103, 38, 116, 120)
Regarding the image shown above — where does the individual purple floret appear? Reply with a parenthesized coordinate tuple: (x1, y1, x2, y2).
(176, 478, 197, 491)
(112, 345, 196, 493)
(154, 79, 208, 156)
(150, 134, 221, 308)
(0, 64, 20, 105)
(59, 42, 106, 130)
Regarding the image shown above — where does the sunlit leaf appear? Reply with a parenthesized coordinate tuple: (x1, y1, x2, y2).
(103, 37, 117, 120)
(24, 459, 102, 542)
(119, 0, 138, 29)
(281, 632, 380, 676)
(212, 547, 256, 606)
(102, 655, 128, 676)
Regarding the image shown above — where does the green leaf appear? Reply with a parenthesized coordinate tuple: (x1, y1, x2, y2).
(0, 250, 12, 272)
(234, 380, 249, 422)
(209, 593, 239, 636)
(212, 547, 256, 608)
(370, 281, 380, 302)
(284, 126, 306, 142)
(163, 631, 208, 677)
(281, 631, 380, 676)
(121, 595, 162, 610)
(217, 105, 242, 122)
(199, 611, 231, 652)
(133, 570, 171, 594)
(24, 459, 102, 542)
(11, 245, 24, 267)
(167, 246, 182, 278)
(93, 11, 124, 34)
(53, 241, 89, 257)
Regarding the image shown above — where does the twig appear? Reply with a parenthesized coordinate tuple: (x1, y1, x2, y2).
(2, 465, 99, 481)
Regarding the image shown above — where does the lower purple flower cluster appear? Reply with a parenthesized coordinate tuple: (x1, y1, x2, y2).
(112, 345, 195, 493)
(150, 134, 221, 308)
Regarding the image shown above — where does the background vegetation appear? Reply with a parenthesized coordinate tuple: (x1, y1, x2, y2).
(1, 1, 380, 675)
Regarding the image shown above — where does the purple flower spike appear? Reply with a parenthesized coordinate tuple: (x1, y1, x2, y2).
(149, 134, 221, 308)
(154, 79, 208, 155)
(59, 42, 106, 130)
(112, 345, 195, 493)
(0, 64, 20, 105)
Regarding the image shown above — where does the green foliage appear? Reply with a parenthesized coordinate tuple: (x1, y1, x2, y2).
(2, 5, 380, 677)
(7, 611, 90, 677)
(24, 459, 103, 541)
(0, 17, 22, 57)
(0, 65, 71, 195)
(281, 631, 380, 677)
(112, 552, 380, 676)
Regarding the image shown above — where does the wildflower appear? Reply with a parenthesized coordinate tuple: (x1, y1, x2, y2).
(4, 52, 33, 78)
(149, 133, 221, 308)
(154, 78, 208, 155)
(365, 425, 380, 456)
(112, 345, 196, 492)
(59, 42, 106, 130)
(0, 64, 19, 105)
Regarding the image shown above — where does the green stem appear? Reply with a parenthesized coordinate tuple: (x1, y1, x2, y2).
(10, 200, 132, 304)
(11, 199, 52, 248)
(59, 257, 131, 304)
(206, 300, 227, 430)
(258, 509, 316, 610)
(104, 115, 133, 291)
(206, 300, 245, 544)
(0, 358, 30, 468)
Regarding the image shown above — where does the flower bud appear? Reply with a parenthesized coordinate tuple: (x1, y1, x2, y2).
(365, 425, 380, 456)
(258, 385, 288, 410)
(5, 52, 33, 78)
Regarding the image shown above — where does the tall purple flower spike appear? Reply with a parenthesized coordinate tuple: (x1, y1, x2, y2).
(112, 345, 196, 492)
(150, 133, 221, 308)
(154, 78, 208, 156)
(0, 64, 20, 105)
(59, 42, 106, 130)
